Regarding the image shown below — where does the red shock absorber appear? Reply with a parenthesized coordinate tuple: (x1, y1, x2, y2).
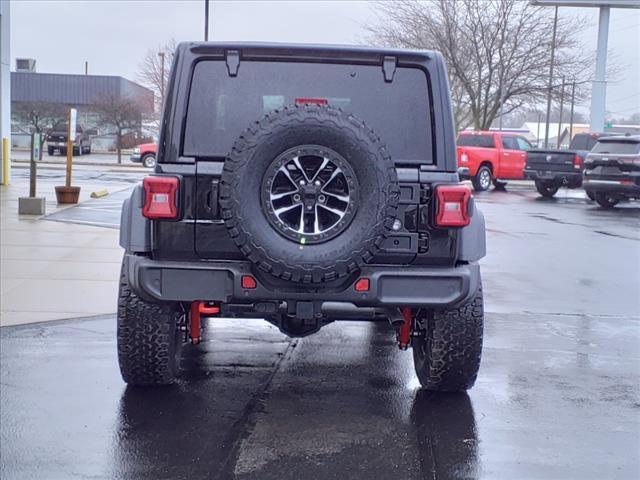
(189, 302, 220, 344)
(398, 307, 412, 350)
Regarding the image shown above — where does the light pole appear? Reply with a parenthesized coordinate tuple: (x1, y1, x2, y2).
(590, 6, 610, 132)
(158, 52, 165, 110)
(543, 6, 558, 149)
(204, 0, 210, 41)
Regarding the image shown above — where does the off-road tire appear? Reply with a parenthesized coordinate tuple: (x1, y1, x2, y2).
(535, 180, 560, 198)
(412, 285, 484, 392)
(472, 166, 492, 192)
(117, 260, 182, 386)
(594, 192, 619, 209)
(142, 154, 156, 168)
(220, 104, 399, 284)
(47, 146, 54, 156)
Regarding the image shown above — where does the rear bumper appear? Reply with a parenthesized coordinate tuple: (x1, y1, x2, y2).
(583, 178, 640, 197)
(130, 154, 142, 163)
(457, 167, 471, 179)
(125, 254, 481, 310)
(523, 168, 582, 185)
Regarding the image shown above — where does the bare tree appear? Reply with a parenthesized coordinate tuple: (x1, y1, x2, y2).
(94, 94, 145, 164)
(137, 39, 177, 128)
(366, 0, 590, 130)
(11, 101, 68, 159)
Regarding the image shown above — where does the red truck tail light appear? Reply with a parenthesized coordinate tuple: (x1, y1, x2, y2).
(435, 185, 471, 228)
(142, 176, 179, 219)
(573, 154, 583, 169)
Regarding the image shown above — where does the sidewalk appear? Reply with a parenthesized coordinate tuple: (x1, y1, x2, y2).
(0, 169, 133, 326)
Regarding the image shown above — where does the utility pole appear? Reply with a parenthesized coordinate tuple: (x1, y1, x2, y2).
(498, 75, 505, 131)
(204, 0, 210, 41)
(158, 52, 165, 109)
(568, 81, 576, 143)
(537, 111, 542, 148)
(85, 61, 88, 75)
(556, 77, 565, 149)
(544, 6, 558, 149)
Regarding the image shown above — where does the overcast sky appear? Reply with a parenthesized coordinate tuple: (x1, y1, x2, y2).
(9, 0, 640, 119)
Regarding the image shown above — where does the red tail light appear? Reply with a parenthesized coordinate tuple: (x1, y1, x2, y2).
(573, 154, 583, 169)
(435, 185, 471, 227)
(354, 278, 370, 292)
(241, 275, 257, 290)
(142, 176, 179, 219)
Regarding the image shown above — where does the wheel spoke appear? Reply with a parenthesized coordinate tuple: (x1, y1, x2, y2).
(321, 167, 343, 190)
(318, 204, 345, 217)
(292, 157, 311, 182)
(298, 207, 305, 233)
(313, 204, 321, 234)
(322, 191, 349, 203)
(310, 158, 329, 182)
(274, 203, 301, 216)
(270, 190, 296, 200)
(277, 166, 298, 189)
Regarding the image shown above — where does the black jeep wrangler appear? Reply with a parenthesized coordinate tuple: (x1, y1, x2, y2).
(118, 43, 486, 392)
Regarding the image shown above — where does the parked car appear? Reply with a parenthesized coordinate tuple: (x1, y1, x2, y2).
(583, 135, 640, 208)
(130, 142, 157, 168)
(46, 125, 92, 156)
(118, 42, 487, 392)
(524, 133, 605, 198)
(457, 131, 533, 191)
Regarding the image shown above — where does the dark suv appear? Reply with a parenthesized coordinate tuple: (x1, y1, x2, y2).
(46, 124, 92, 156)
(583, 135, 640, 208)
(118, 43, 487, 392)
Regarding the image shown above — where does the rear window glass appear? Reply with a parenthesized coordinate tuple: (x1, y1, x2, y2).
(457, 134, 494, 148)
(183, 61, 433, 163)
(592, 141, 640, 155)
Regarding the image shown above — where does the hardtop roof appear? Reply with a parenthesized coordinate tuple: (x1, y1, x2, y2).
(181, 41, 435, 62)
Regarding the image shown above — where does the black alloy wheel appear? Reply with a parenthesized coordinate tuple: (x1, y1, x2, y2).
(262, 145, 358, 245)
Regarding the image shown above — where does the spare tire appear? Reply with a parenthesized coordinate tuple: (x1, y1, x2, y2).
(220, 104, 399, 283)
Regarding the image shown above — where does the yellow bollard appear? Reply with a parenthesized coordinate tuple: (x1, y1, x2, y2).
(1, 137, 9, 186)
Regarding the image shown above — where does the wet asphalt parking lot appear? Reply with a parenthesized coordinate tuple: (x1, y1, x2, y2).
(1, 177, 639, 479)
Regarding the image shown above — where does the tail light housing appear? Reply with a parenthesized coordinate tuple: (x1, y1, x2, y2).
(435, 185, 471, 228)
(573, 154, 583, 169)
(142, 176, 179, 219)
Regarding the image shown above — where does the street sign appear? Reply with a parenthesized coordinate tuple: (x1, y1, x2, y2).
(69, 108, 77, 142)
(32, 132, 41, 160)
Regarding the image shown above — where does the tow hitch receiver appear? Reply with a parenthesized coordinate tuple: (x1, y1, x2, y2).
(398, 307, 412, 350)
(189, 301, 220, 344)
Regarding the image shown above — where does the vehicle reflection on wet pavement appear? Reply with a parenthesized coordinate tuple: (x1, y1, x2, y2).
(1, 312, 638, 480)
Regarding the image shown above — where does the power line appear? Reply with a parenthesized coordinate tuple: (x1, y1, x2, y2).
(612, 22, 640, 33)
(608, 92, 640, 103)
(610, 104, 640, 114)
